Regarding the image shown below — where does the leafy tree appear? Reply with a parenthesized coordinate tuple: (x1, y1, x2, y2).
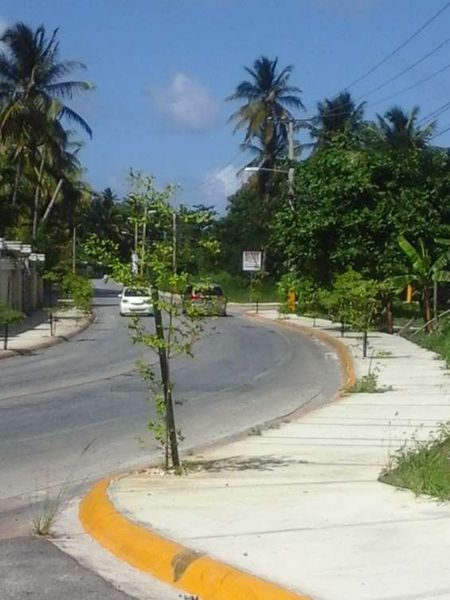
(84, 173, 219, 470)
(271, 132, 450, 319)
(0, 302, 23, 349)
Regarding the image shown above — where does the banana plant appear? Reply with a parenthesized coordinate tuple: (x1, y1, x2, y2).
(393, 236, 450, 332)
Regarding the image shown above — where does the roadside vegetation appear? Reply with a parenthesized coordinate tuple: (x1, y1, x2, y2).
(380, 427, 450, 501)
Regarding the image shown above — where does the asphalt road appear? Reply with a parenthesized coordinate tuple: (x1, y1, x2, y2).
(0, 279, 340, 598)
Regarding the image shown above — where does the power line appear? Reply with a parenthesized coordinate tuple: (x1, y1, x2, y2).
(418, 100, 450, 125)
(370, 60, 450, 107)
(344, 0, 450, 90)
(357, 37, 450, 100)
(431, 123, 450, 140)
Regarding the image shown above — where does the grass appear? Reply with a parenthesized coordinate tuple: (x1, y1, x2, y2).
(31, 488, 65, 536)
(380, 426, 450, 501)
(408, 316, 450, 367)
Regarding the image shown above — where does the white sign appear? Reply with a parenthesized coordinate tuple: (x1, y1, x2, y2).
(242, 250, 262, 272)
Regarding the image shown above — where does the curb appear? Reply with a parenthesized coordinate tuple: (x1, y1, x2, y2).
(80, 479, 311, 600)
(0, 312, 95, 361)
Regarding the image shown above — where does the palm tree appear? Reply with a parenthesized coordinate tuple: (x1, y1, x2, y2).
(310, 91, 366, 147)
(376, 106, 435, 150)
(0, 22, 93, 137)
(0, 23, 93, 238)
(228, 56, 304, 172)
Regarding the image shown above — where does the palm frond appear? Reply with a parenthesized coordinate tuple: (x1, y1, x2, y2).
(59, 105, 92, 137)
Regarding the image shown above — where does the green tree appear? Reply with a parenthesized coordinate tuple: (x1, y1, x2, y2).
(272, 132, 450, 297)
(0, 302, 23, 350)
(84, 173, 219, 470)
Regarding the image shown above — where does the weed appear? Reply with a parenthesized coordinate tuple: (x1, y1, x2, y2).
(380, 425, 450, 501)
(347, 368, 392, 393)
(348, 372, 380, 393)
(375, 350, 393, 358)
(31, 488, 65, 536)
(248, 426, 262, 436)
(30, 439, 95, 536)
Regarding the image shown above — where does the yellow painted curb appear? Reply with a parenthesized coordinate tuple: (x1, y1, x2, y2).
(80, 479, 311, 600)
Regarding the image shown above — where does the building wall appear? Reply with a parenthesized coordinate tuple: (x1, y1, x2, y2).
(0, 257, 43, 312)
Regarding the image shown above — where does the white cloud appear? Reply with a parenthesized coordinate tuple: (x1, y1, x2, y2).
(148, 72, 220, 132)
(0, 18, 8, 49)
(198, 163, 241, 212)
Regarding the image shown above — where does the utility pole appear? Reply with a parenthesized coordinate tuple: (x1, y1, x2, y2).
(287, 118, 294, 196)
(172, 211, 177, 275)
(141, 204, 148, 276)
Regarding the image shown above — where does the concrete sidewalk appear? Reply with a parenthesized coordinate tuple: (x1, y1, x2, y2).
(77, 311, 450, 600)
(0, 306, 93, 359)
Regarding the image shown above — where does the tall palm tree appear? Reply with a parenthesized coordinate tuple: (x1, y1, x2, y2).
(0, 23, 93, 237)
(228, 56, 304, 171)
(0, 22, 93, 136)
(376, 106, 435, 150)
(310, 91, 366, 147)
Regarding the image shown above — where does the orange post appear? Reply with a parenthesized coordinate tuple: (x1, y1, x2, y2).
(287, 289, 296, 313)
(406, 284, 413, 303)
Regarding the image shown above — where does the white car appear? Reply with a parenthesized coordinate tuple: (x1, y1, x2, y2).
(119, 287, 153, 316)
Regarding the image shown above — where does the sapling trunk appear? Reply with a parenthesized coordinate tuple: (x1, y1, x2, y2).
(151, 288, 180, 469)
(363, 329, 368, 358)
(3, 323, 8, 350)
(385, 298, 394, 335)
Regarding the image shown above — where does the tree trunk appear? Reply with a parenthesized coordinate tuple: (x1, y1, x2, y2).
(433, 281, 438, 327)
(41, 178, 64, 224)
(363, 329, 368, 358)
(12, 157, 21, 207)
(151, 288, 180, 469)
(385, 298, 394, 334)
(32, 149, 46, 240)
(421, 287, 433, 333)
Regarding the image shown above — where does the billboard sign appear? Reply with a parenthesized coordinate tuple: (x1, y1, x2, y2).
(242, 250, 262, 272)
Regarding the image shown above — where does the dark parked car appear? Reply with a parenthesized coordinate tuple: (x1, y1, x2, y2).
(183, 283, 227, 316)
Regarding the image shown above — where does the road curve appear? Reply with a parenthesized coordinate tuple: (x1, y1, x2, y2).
(0, 280, 340, 516)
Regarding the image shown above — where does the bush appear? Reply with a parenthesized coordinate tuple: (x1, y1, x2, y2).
(44, 271, 93, 314)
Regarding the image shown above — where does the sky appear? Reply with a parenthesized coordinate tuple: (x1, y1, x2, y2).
(1, 0, 449, 212)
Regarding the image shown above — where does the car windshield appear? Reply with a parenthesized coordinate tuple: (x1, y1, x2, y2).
(124, 288, 149, 297)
